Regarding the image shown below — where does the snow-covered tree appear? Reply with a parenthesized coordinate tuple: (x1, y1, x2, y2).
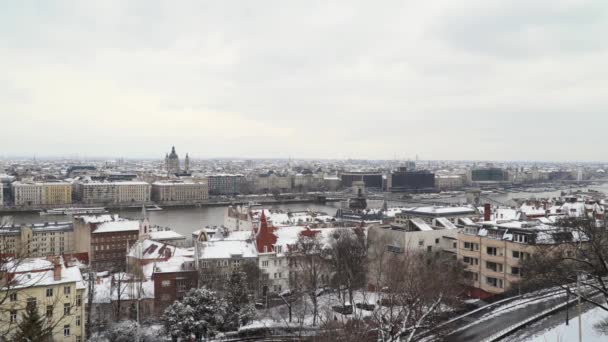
(90, 320, 165, 342)
(161, 288, 227, 341)
(223, 271, 256, 330)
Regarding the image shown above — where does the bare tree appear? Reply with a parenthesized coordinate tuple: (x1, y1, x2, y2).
(287, 233, 328, 326)
(112, 271, 130, 321)
(522, 217, 608, 311)
(324, 228, 367, 307)
(321, 249, 466, 342)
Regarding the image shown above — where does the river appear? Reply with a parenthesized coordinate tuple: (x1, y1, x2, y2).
(5, 183, 608, 240)
(5, 202, 343, 239)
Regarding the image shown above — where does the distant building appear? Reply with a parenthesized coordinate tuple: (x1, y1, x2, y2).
(435, 175, 465, 190)
(253, 173, 293, 193)
(41, 182, 72, 206)
(66, 165, 96, 177)
(471, 168, 509, 183)
(12, 181, 73, 207)
(207, 174, 244, 195)
(12, 181, 42, 206)
(340, 171, 383, 189)
(74, 181, 150, 205)
(0, 183, 3, 207)
(389, 168, 435, 192)
(151, 180, 208, 203)
(164, 146, 189, 175)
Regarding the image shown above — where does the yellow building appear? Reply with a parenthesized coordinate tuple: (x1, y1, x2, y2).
(0, 257, 86, 341)
(458, 220, 575, 298)
(42, 182, 73, 206)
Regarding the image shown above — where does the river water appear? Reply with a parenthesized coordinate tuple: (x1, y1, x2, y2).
(6, 183, 608, 240)
(5, 202, 343, 239)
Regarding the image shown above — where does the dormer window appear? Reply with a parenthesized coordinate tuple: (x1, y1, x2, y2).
(263, 246, 268, 253)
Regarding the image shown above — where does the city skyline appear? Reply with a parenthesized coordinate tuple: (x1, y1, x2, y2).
(1, 1, 607, 161)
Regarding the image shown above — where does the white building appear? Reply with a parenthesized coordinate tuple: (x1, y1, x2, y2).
(435, 175, 465, 190)
(151, 180, 208, 203)
(116, 181, 151, 204)
(12, 181, 43, 206)
(75, 181, 150, 205)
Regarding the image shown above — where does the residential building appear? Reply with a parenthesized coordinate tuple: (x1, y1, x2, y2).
(73, 214, 144, 271)
(74, 181, 150, 205)
(74, 182, 118, 205)
(151, 180, 208, 203)
(12, 181, 42, 206)
(457, 220, 578, 299)
(223, 205, 254, 232)
(367, 222, 459, 257)
(0, 257, 86, 341)
(0, 222, 74, 257)
(128, 239, 197, 313)
(42, 182, 72, 206)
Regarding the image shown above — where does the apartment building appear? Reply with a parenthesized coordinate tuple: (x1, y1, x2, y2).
(0, 222, 74, 257)
(151, 180, 208, 203)
(117, 181, 151, 204)
(42, 182, 72, 205)
(73, 215, 143, 271)
(12, 181, 42, 206)
(458, 220, 577, 299)
(74, 181, 150, 205)
(0, 257, 86, 341)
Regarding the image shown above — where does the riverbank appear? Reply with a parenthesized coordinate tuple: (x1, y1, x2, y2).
(0, 197, 341, 215)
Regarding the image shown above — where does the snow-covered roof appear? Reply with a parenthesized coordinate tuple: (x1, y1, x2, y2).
(3, 258, 86, 290)
(149, 230, 185, 241)
(435, 217, 457, 230)
(151, 256, 195, 274)
(199, 240, 258, 259)
(76, 214, 120, 224)
(128, 239, 192, 260)
(410, 218, 433, 231)
(403, 206, 476, 216)
(94, 220, 139, 234)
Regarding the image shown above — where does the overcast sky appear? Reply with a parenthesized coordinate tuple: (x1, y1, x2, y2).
(1, 1, 607, 161)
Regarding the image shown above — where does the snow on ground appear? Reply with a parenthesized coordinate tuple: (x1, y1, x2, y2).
(526, 306, 608, 342)
(243, 290, 381, 331)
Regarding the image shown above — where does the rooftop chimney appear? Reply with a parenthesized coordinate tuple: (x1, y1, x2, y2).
(53, 257, 62, 281)
(484, 203, 491, 221)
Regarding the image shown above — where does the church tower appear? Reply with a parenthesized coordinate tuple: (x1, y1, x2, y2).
(139, 205, 150, 240)
(185, 153, 190, 172)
